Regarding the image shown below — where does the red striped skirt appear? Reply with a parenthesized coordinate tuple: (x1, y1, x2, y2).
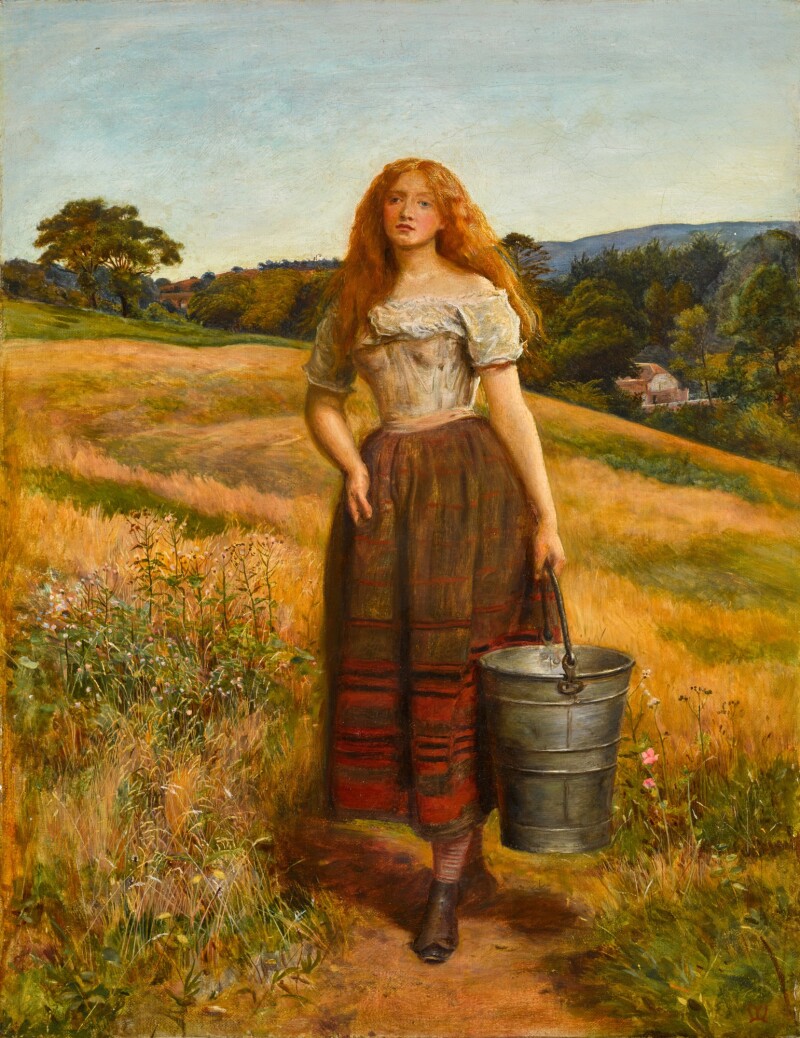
(322, 415, 558, 840)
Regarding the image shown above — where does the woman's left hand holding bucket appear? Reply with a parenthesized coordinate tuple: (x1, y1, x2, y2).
(533, 519, 566, 580)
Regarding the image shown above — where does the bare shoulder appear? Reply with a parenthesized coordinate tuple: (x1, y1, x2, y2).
(444, 267, 498, 296)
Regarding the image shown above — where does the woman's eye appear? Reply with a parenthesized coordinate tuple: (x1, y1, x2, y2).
(419, 201, 431, 208)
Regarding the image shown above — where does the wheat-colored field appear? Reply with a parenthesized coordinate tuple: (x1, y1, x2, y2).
(10, 335, 799, 760)
(5, 329, 799, 1036)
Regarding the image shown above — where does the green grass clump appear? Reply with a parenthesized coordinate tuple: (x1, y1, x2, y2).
(657, 620, 799, 667)
(3, 298, 305, 349)
(542, 421, 769, 504)
(612, 680, 798, 862)
(596, 532, 800, 614)
(583, 860, 800, 1038)
(597, 449, 762, 501)
(24, 467, 229, 537)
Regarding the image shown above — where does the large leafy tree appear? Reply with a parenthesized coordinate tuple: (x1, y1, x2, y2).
(187, 272, 255, 330)
(187, 268, 309, 336)
(97, 204, 182, 316)
(714, 229, 800, 322)
(670, 305, 718, 406)
(34, 199, 109, 307)
(547, 277, 647, 387)
(644, 279, 695, 356)
(34, 198, 182, 315)
(671, 232, 731, 302)
(723, 263, 800, 412)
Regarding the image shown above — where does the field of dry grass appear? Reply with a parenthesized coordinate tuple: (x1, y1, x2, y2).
(9, 335, 799, 757)
(4, 331, 799, 1037)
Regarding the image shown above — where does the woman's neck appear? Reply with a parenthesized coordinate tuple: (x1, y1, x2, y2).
(391, 241, 449, 284)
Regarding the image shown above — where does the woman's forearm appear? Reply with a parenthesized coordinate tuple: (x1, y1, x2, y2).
(480, 365, 559, 528)
(304, 386, 364, 475)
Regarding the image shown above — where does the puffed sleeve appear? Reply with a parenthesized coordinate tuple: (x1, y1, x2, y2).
(458, 291, 524, 369)
(302, 309, 357, 394)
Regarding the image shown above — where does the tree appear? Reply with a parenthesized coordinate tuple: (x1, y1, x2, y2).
(549, 277, 645, 339)
(1, 260, 62, 304)
(644, 281, 672, 353)
(670, 305, 717, 406)
(34, 198, 182, 315)
(714, 229, 800, 323)
(96, 204, 182, 316)
(240, 269, 304, 333)
(184, 268, 301, 334)
(668, 280, 694, 318)
(187, 272, 255, 330)
(499, 232, 558, 345)
(286, 269, 335, 340)
(546, 278, 646, 387)
(501, 232, 552, 283)
(644, 279, 697, 358)
(34, 199, 110, 307)
(549, 318, 641, 386)
(672, 232, 731, 302)
(724, 263, 800, 412)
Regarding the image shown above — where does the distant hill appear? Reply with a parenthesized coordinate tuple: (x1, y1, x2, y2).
(541, 220, 799, 277)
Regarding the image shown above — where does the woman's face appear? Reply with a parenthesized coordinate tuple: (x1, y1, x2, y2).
(383, 170, 444, 251)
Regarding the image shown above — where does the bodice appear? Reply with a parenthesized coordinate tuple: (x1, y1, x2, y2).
(303, 290, 523, 427)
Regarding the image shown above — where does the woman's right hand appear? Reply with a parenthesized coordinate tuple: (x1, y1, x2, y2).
(345, 463, 373, 525)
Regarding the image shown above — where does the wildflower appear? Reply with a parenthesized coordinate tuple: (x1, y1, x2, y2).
(641, 748, 659, 766)
(641, 668, 652, 679)
(642, 777, 656, 791)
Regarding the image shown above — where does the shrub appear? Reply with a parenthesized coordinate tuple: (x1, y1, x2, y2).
(141, 302, 189, 325)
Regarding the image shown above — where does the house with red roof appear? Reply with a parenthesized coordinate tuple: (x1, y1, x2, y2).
(616, 362, 689, 410)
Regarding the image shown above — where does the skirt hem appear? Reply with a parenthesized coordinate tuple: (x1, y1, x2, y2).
(324, 802, 491, 841)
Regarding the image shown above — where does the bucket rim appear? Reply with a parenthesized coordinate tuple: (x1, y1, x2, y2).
(479, 644, 635, 681)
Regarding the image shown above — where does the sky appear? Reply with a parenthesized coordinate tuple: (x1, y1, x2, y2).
(3, 0, 798, 280)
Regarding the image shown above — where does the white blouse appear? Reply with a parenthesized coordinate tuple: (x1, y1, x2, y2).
(303, 290, 523, 426)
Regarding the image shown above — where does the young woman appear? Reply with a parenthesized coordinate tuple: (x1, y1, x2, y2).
(303, 157, 566, 964)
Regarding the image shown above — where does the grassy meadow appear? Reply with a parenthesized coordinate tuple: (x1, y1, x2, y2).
(2, 298, 798, 1037)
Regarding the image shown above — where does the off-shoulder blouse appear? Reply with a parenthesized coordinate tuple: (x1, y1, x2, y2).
(303, 289, 523, 428)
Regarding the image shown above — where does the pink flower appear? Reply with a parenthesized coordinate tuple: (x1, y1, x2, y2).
(641, 748, 659, 766)
(642, 777, 657, 791)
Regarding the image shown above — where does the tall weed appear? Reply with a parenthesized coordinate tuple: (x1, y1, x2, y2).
(3, 511, 340, 1036)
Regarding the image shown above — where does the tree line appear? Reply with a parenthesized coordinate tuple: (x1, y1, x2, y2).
(3, 197, 799, 468)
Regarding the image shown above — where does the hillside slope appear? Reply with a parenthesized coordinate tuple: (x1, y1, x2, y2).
(9, 334, 799, 691)
(7, 330, 799, 1036)
(541, 219, 798, 275)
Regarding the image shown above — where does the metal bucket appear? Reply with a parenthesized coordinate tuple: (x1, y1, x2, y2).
(479, 565, 635, 854)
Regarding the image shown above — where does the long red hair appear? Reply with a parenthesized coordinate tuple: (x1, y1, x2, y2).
(327, 157, 540, 359)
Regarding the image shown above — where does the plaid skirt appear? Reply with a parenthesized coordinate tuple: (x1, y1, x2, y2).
(322, 414, 558, 840)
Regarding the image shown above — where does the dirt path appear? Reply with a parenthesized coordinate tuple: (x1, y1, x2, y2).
(248, 820, 632, 1038)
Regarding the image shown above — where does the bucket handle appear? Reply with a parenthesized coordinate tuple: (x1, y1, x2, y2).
(543, 561, 585, 697)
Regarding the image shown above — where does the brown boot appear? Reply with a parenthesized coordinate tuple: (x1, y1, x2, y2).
(412, 879, 459, 964)
(458, 858, 499, 907)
